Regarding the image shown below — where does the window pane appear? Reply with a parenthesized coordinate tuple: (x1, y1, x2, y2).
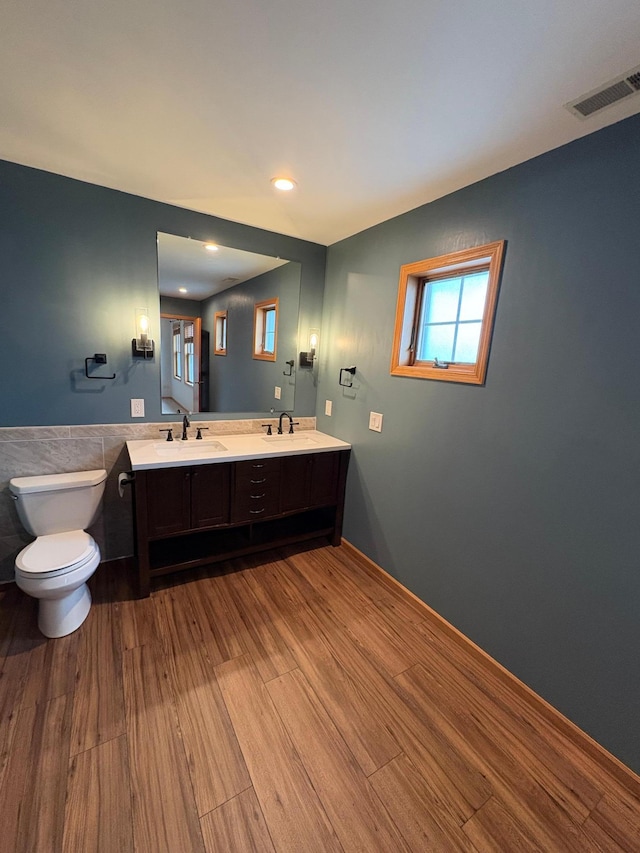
(418, 323, 455, 362)
(459, 272, 488, 321)
(173, 327, 182, 378)
(453, 322, 482, 363)
(264, 308, 276, 353)
(425, 278, 461, 323)
(185, 341, 194, 383)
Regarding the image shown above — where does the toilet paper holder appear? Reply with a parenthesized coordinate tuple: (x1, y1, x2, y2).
(118, 471, 135, 498)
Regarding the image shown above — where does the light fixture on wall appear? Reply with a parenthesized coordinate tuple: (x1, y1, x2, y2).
(299, 328, 319, 368)
(132, 308, 154, 359)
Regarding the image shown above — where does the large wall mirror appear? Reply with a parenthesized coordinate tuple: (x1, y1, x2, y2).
(157, 232, 300, 414)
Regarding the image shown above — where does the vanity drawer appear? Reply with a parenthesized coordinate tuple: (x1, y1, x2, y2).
(231, 489, 280, 522)
(232, 457, 281, 522)
(234, 458, 281, 493)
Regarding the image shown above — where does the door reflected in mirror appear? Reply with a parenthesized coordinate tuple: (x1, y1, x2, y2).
(157, 233, 301, 414)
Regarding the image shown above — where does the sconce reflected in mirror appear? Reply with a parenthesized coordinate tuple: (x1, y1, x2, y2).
(132, 308, 154, 359)
(299, 328, 319, 368)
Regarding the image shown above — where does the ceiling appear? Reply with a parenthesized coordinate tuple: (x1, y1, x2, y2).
(158, 233, 289, 301)
(2, 0, 639, 245)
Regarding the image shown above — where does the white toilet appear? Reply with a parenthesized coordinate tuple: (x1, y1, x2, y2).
(9, 469, 107, 638)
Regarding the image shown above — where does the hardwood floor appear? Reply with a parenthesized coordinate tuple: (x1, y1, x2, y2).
(1, 542, 639, 852)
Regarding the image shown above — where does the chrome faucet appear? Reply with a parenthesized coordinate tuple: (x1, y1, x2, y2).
(181, 414, 190, 440)
(278, 412, 294, 434)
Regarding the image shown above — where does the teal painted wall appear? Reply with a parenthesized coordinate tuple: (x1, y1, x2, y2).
(160, 296, 202, 318)
(201, 263, 300, 412)
(318, 113, 640, 773)
(0, 160, 325, 425)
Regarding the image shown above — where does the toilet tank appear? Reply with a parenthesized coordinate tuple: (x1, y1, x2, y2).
(9, 469, 107, 536)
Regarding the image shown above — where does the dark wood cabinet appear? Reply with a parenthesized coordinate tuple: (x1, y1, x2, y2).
(191, 464, 231, 529)
(144, 463, 230, 537)
(231, 458, 281, 523)
(144, 466, 191, 537)
(132, 449, 350, 597)
(280, 451, 340, 513)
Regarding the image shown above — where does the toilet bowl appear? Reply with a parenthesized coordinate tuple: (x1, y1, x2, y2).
(10, 470, 107, 638)
(15, 530, 101, 637)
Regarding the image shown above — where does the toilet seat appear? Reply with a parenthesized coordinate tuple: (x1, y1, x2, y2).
(15, 531, 98, 578)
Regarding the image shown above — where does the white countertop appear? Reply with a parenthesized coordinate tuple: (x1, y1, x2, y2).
(126, 429, 351, 471)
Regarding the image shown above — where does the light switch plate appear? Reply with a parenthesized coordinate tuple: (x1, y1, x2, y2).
(274, 386, 282, 400)
(369, 411, 383, 432)
(325, 399, 332, 416)
(131, 398, 145, 418)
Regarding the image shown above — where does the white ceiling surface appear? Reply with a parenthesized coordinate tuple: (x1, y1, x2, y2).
(158, 233, 288, 301)
(2, 0, 639, 245)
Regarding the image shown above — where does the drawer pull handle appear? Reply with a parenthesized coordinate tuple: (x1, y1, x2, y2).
(250, 508, 265, 515)
(250, 493, 266, 499)
(250, 478, 267, 484)
(251, 464, 265, 469)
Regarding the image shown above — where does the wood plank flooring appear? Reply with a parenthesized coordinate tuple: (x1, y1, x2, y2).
(1, 541, 639, 852)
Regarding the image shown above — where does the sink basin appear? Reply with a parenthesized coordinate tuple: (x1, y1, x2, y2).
(153, 439, 227, 456)
(261, 434, 318, 446)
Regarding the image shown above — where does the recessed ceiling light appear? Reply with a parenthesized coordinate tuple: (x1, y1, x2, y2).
(179, 287, 187, 293)
(204, 243, 219, 252)
(271, 177, 296, 191)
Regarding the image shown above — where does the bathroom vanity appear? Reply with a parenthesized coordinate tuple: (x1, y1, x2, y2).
(126, 430, 351, 597)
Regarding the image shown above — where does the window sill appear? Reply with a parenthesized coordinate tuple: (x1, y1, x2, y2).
(390, 362, 485, 384)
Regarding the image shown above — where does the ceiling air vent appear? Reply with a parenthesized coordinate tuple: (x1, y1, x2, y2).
(566, 64, 640, 119)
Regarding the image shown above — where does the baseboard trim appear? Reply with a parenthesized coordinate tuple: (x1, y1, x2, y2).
(341, 538, 640, 798)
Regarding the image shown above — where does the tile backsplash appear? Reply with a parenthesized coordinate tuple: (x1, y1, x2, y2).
(0, 417, 316, 582)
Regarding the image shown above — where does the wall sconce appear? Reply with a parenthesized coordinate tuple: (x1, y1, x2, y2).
(299, 328, 319, 368)
(132, 308, 154, 359)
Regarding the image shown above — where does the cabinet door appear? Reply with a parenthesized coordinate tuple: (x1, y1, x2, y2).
(279, 454, 312, 513)
(280, 452, 340, 513)
(309, 452, 340, 507)
(191, 463, 231, 529)
(145, 467, 191, 537)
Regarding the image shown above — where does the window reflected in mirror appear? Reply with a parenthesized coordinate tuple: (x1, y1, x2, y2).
(172, 324, 181, 379)
(214, 311, 227, 356)
(253, 298, 278, 361)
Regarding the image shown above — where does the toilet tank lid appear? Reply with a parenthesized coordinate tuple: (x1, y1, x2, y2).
(9, 469, 107, 495)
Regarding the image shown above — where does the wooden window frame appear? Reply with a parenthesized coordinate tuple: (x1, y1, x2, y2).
(253, 298, 278, 362)
(390, 241, 505, 385)
(214, 310, 227, 356)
